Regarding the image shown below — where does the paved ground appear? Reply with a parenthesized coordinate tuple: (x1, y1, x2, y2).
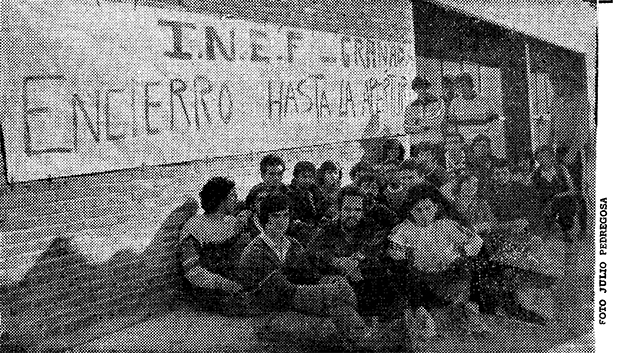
(43, 239, 594, 353)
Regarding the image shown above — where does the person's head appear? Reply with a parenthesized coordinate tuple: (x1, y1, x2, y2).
(258, 192, 291, 239)
(452, 173, 480, 199)
(399, 158, 426, 188)
(470, 135, 492, 158)
(357, 173, 381, 199)
(456, 73, 475, 96)
(199, 177, 238, 215)
(516, 150, 535, 175)
(444, 133, 465, 153)
(339, 186, 365, 229)
(413, 142, 438, 168)
(492, 158, 512, 187)
(381, 139, 405, 162)
(411, 76, 431, 96)
(349, 161, 374, 183)
(317, 160, 341, 187)
(292, 161, 316, 188)
(260, 154, 286, 187)
(535, 145, 556, 169)
(441, 75, 455, 94)
(404, 184, 443, 227)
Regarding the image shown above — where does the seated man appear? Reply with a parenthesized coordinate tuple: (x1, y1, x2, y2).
(357, 173, 398, 229)
(245, 154, 289, 210)
(412, 142, 448, 188)
(286, 161, 330, 226)
(480, 159, 557, 324)
(239, 193, 379, 349)
(179, 177, 252, 313)
(309, 187, 397, 317)
(387, 183, 490, 337)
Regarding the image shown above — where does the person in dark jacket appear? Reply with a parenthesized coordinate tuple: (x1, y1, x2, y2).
(239, 192, 379, 348)
(286, 161, 330, 226)
(245, 154, 289, 209)
(309, 186, 398, 317)
(179, 177, 252, 313)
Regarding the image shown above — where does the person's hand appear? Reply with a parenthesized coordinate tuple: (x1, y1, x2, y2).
(221, 279, 243, 294)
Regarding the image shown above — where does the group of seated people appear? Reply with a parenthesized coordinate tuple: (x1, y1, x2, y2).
(177, 136, 580, 351)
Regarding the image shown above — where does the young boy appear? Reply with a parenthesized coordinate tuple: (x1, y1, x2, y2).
(239, 193, 379, 349)
(245, 154, 289, 209)
(286, 161, 330, 226)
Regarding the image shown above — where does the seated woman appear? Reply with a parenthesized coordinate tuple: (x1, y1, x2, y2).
(239, 192, 381, 350)
(179, 177, 252, 313)
(387, 183, 490, 338)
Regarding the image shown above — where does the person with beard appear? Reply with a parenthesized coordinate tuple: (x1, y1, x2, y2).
(244, 154, 289, 210)
(286, 161, 330, 226)
(404, 76, 446, 147)
(308, 187, 425, 351)
(179, 177, 252, 313)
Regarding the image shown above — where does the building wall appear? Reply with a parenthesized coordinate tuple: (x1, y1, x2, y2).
(0, 0, 412, 346)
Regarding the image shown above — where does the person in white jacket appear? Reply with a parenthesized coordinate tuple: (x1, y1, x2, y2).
(387, 183, 491, 338)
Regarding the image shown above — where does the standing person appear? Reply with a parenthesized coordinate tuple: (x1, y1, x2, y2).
(550, 74, 591, 184)
(404, 76, 446, 147)
(245, 154, 289, 209)
(450, 174, 495, 234)
(387, 184, 490, 338)
(413, 142, 448, 188)
(448, 73, 498, 127)
(309, 187, 394, 315)
(286, 161, 329, 226)
(444, 133, 467, 178)
(239, 193, 382, 350)
(532, 145, 578, 239)
(316, 160, 342, 219)
(179, 177, 252, 313)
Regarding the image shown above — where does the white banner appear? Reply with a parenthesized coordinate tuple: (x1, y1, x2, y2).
(0, 0, 416, 182)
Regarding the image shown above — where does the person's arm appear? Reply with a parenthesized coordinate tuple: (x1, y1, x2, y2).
(554, 166, 577, 198)
(180, 236, 241, 292)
